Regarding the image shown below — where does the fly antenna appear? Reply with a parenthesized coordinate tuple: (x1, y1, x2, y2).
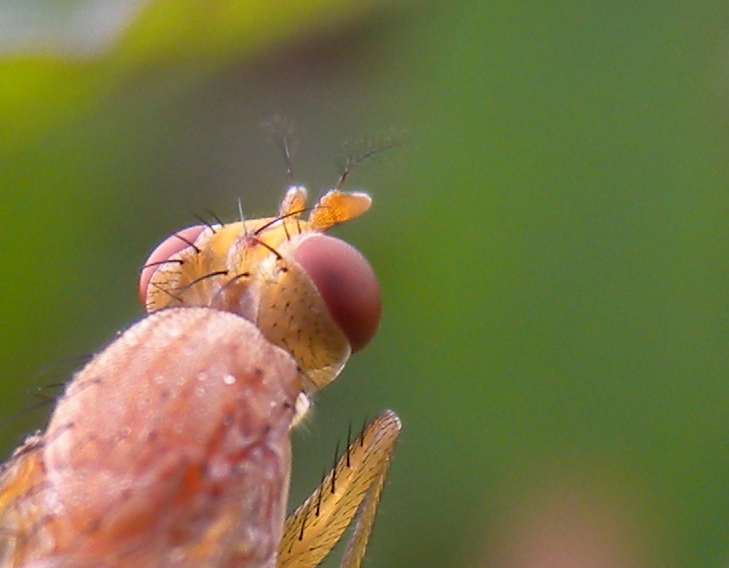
(262, 115, 297, 188)
(335, 131, 403, 190)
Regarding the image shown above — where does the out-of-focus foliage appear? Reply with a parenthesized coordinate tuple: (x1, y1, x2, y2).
(0, 0, 389, 143)
(3, 2, 729, 568)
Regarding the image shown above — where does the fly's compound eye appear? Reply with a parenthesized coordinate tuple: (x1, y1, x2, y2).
(293, 235, 381, 353)
(138, 225, 207, 305)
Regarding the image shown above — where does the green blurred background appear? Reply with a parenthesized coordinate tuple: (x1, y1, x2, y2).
(2, 1, 729, 567)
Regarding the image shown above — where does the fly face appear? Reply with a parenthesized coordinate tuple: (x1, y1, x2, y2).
(140, 187, 379, 393)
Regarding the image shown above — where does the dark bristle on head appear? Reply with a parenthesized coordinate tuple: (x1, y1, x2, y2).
(253, 207, 313, 237)
(177, 270, 230, 297)
(203, 208, 225, 227)
(191, 213, 217, 234)
(172, 233, 201, 254)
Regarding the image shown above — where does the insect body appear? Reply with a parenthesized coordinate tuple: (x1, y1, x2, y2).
(0, 186, 400, 567)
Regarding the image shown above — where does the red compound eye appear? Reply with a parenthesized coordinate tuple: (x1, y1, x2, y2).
(138, 225, 207, 305)
(293, 235, 381, 353)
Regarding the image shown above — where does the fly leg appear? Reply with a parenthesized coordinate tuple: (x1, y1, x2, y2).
(278, 409, 401, 568)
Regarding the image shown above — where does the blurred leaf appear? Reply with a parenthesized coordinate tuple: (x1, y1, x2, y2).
(114, 0, 387, 64)
(0, 0, 391, 147)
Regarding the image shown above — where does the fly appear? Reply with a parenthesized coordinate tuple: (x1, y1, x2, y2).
(0, 180, 400, 568)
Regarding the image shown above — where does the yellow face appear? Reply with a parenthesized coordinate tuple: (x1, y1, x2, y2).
(140, 187, 376, 392)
